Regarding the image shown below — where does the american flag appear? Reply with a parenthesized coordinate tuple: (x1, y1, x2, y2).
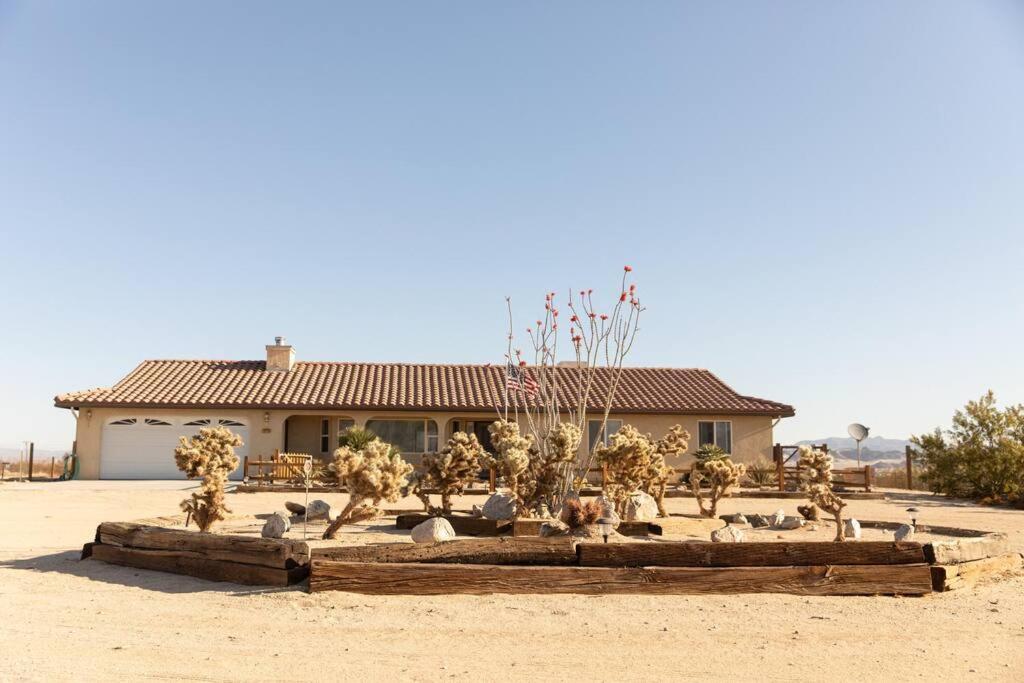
(506, 361, 539, 397)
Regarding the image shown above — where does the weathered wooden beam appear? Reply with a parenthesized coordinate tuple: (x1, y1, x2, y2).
(312, 537, 578, 565)
(511, 519, 658, 537)
(97, 522, 310, 568)
(308, 560, 934, 596)
(929, 553, 1023, 591)
(395, 514, 511, 536)
(90, 544, 308, 586)
(924, 533, 1009, 565)
(578, 541, 927, 567)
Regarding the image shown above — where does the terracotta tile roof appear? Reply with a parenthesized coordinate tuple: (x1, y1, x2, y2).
(54, 360, 795, 417)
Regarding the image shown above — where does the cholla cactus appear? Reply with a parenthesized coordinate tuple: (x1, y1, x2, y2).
(174, 426, 242, 532)
(485, 420, 534, 517)
(419, 432, 485, 514)
(595, 424, 658, 516)
(323, 439, 414, 539)
(528, 421, 582, 514)
(643, 425, 690, 516)
(690, 457, 746, 519)
(559, 497, 602, 530)
(798, 445, 847, 542)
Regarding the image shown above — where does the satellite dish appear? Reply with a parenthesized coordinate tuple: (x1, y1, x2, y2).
(847, 423, 869, 441)
(847, 423, 870, 467)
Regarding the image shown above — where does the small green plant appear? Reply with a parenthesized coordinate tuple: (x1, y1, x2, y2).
(694, 443, 728, 465)
(338, 426, 378, 450)
(174, 426, 242, 532)
(745, 457, 776, 487)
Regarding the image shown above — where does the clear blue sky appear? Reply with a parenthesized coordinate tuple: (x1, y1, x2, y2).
(2, 2, 1022, 450)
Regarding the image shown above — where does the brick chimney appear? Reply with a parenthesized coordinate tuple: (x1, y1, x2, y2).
(266, 336, 295, 371)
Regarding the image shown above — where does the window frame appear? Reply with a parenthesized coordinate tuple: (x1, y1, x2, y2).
(697, 420, 733, 454)
(336, 417, 356, 447)
(365, 418, 439, 455)
(320, 418, 330, 454)
(588, 418, 623, 450)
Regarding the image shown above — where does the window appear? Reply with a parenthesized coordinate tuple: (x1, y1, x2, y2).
(109, 418, 137, 426)
(698, 421, 732, 453)
(366, 419, 438, 454)
(320, 418, 330, 453)
(337, 418, 356, 446)
(451, 420, 496, 453)
(184, 419, 212, 426)
(219, 419, 245, 427)
(588, 419, 623, 449)
(144, 419, 172, 426)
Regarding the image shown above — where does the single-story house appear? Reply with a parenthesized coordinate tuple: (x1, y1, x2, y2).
(54, 339, 795, 480)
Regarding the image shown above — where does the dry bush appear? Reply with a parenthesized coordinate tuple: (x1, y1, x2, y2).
(174, 426, 242, 532)
(418, 432, 485, 514)
(690, 457, 746, 519)
(745, 457, 777, 487)
(560, 497, 602, 530)
(323, 439, 413, 539)
(798, 445, 847, 542)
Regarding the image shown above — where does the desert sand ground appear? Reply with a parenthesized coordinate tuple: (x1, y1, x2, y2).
(2, 482, 1023, 682)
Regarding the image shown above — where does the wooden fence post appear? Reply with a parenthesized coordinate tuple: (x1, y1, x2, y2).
(0, 461, 5, 480)
(27, 442, 34, 482)
(864, 465, 872, 492)
(488, 467, 496, 493)
(243, 455, 249, 482)
(50, 457, 56, 480)
(601, 464, 608, 491)
(773, 444, 784, 491)
(905, 445, 913, 490)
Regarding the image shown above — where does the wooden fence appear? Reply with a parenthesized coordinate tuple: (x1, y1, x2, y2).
(243, 451, 311, 483)
(772, 443, 873, 492)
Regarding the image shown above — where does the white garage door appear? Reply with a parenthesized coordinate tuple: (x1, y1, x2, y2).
(100, 417, 249, 480)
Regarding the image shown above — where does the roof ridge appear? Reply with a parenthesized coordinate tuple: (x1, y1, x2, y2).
(138, 359, 711, 371)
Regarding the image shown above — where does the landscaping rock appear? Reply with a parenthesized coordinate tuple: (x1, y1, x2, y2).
(711, 525, 745, 543)
(894, 523, 915, 542)
(778, 516, 805, 530)
(748, 514, 770, 528)
(305, 499, 331, 520)
(284, 501, 306, 516)
(593, 495, 621, 527)
(623, 491, 659, 522)
(730, 513, 748, 525)
(844, 518, 862, 540)
(797, 504, 819, 521)
(470, 504, 483, 518)
(770, 509, 786, 528)
(410, 517, 456, 543)
(482, 492, 517, 520)
(261, 512, 290, 538)
(539, 520, 570, 538)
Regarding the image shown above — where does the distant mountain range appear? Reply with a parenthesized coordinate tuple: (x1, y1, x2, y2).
(796, 436, 910, 468)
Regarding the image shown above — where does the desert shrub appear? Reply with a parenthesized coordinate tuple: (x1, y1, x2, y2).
(694, 443, 728, 466)
(911, 391, 1024, 502)
(322, 439, 413, 538)
(745, 457, 776, 487)
(689, 457, 745, 518)
(418, 431, 485, 514)
(798, 445, 846, 542)
(560, 497, 603, 530)
(338, 426, 378, 451)
(174, 426, 242, 532)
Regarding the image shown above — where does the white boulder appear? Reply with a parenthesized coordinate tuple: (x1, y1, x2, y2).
(261, 512, 290, 538)
(711, 525, 745, 543)
(894, 523, 915, 542)
(770, 509, 786, 528)
(623, 491, 659, 522)
(411, 517, 456, 543)
(482, 492, 517, 520)
(778, 516, 805, 530)
(305, 499, 331, 520)
(844, 518, 862, 540)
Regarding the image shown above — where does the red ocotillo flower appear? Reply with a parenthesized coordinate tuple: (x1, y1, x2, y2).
(624, 265, 632, 272)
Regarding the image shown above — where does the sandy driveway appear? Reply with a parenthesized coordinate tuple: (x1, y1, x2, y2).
(2, 482, 1023, 682)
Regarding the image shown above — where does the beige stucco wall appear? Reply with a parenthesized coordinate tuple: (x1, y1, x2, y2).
(68, 407, 779, 479)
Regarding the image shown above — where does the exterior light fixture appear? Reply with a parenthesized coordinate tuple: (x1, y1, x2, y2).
(906, 507, 920, 529)
(263, 412, 270, 425)
(597, 517, 614, 544)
